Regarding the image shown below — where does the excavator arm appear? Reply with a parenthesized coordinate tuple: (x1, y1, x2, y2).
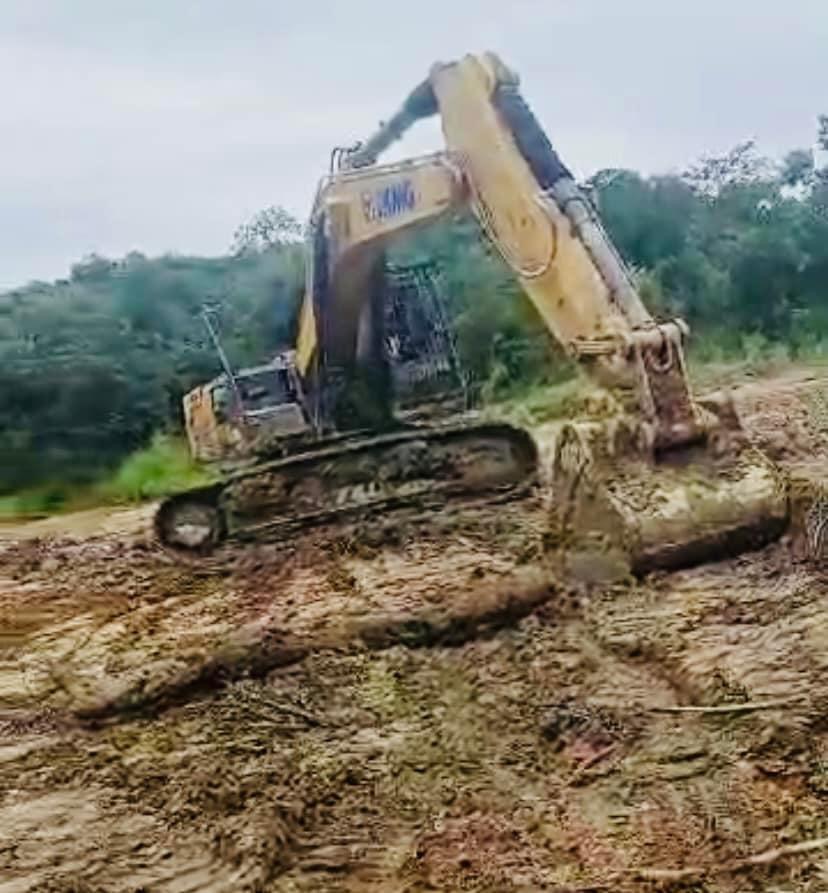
(294, 52, 787, 574)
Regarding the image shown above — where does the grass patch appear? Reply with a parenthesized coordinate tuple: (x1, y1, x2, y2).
(98, 434, 214, 503)
(0, 486, 77, 519)
(486, 375, 609, 429)
(688, 333, 828, 391)
(0, 434, 214, 520)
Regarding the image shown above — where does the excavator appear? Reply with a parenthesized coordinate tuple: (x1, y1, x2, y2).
(155, 52, 788, 576)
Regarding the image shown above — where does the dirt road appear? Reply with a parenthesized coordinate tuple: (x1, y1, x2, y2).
(0, 503, 157, 544)
(2, 368, 827, 892)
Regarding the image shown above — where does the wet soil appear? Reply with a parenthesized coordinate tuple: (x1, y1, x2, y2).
(2, 367, 828, 892)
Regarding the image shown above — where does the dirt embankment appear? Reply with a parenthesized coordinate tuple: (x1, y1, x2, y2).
(1, 367, 827, 892)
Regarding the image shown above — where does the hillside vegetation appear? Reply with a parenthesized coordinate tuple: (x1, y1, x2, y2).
(3, 124, 828, 506)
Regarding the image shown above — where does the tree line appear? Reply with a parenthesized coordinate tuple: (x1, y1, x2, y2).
(2, 120, 828, 494)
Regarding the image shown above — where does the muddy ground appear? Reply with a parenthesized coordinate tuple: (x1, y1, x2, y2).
(2, 367, 828, 892)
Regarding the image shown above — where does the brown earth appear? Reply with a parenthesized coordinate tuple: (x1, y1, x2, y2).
(2, 366, 828, 892)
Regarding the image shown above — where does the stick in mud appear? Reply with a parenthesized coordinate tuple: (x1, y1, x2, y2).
(649, 697, 808, 716)
(626, 834, 828, 883)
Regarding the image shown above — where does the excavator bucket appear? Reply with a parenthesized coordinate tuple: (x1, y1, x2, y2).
(549, 398, 789, 580)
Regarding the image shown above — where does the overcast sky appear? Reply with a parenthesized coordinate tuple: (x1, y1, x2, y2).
(2, 0, 827, 289)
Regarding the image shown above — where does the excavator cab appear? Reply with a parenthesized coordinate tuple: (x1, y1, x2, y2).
(384, 261, 469, 419)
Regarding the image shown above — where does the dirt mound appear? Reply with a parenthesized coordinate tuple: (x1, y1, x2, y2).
(733, 369, 828, 462)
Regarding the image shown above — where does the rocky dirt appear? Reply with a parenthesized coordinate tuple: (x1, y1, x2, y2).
(2, 367, 828, 892)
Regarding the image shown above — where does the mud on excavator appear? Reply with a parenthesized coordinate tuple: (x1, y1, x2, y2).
(155, 52, 789, 576)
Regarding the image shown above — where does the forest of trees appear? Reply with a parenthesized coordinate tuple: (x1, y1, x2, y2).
(3, 123, 828, 496)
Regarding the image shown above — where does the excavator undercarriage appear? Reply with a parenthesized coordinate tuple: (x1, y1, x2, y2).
(155, 422, 537, 551)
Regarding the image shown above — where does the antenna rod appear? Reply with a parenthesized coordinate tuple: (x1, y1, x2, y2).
(200, 306, 246, 421)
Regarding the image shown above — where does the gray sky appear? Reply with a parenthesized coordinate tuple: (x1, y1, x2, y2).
(3, 0, 827, 289)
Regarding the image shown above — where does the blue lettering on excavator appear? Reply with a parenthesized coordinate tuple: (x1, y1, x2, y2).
(362, 179, 416, 223)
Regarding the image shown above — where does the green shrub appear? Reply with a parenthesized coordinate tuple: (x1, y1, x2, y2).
(99, 434, 212, 503)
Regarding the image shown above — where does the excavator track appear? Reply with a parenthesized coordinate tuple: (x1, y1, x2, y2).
(155, 421, 538, 552)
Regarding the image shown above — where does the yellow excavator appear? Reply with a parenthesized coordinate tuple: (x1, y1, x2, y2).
(156, 52, 788, 575)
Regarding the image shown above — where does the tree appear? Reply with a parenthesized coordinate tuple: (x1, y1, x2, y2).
(231, 206, 303, 254)
(588, 170, 696, 269)
(682, 140, 773, 198)
(780, 149, 815, 190)
(0, 242, 304, 492)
